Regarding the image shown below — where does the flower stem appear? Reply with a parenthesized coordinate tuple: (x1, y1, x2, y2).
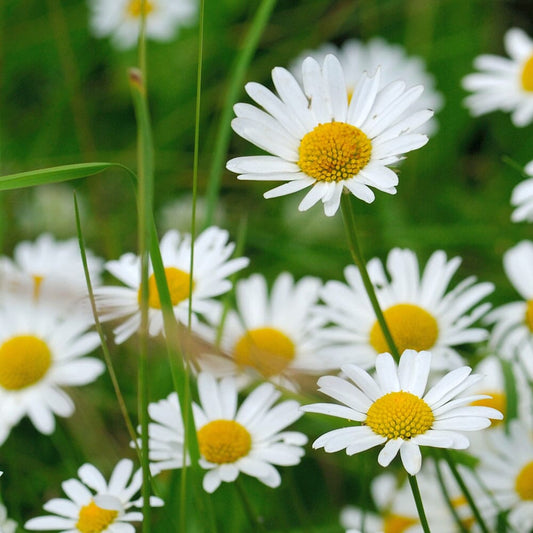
(442, 450, 490, 533)
(235, 477, 266, 532)
(340, 194, 400, 360)
(407, 474, 431, 533)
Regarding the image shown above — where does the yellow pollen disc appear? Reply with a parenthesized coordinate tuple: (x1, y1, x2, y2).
(470, 390, 506, 426)
(76, 500, 119, 533)
(233, 327, 296, 378)
(298, 122, 372, 182)
(197, 419, 252, 464)
(515, 461, 533, 501)
(521, 55, 533, 92)
(0, 335, 52, 390)
(138, 267, 193, 309)
(384, 514, 419, 533)
(33, 274, 44, 299)
(525, 300, 533, 332)
(369, 303, 439, 355)
(366, 391, 434, 440)
(127, 0, 154, 17)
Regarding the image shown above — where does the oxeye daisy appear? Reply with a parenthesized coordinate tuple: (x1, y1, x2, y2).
(88, 0, 197, 50)
(477, 420, 533, 532)
(195, 272, 335, 389)
(314, 248, 493, 371)
(0, 233, 103, 302)
(290, 38, 443, 135)
(25, 459, 163, 533)
(146, 373, 307, 493)
(462, 27, 533, 127)
(485, 240, 533, 379)
(511, 160, 533, 223)
(0, 502, 17, 533)
(226, 54, 432, 216)
(302, 350, 502, 475)
(94, 226, 249, 344)
(0, 279, 104, 444)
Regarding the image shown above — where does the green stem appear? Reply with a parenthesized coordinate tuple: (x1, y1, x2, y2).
(204, 0, 277, 228)
(235, 478, 266, 532)
(442, 450, 490, 533)
(340, 194, 400, 360)
(407, 475, 431, 533)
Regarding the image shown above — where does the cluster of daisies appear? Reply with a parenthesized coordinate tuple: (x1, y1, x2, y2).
(1, 19, 533, 533)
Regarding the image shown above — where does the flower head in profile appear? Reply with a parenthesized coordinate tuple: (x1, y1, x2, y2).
(477, 420, 533, 532)
(303, 350, 502, 475)
(485, 240, 533, 379)
(227, 54, 432, 216)
(25, 459, 163, 532)
(195, 272, 334, 389)
(88, 0, 197, 50)
(0, 278, 104, 444)
(462, 27, 533, 127)
(314, 248, 493, 371)
(511, 160, 533, 223)
(290, 38, 443, 135)
(146, 373, 307, 493)
(94, 226, 249, 344)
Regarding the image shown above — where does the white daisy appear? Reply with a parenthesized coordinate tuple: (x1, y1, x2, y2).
(485, 240, 533, 379)
(314, 248, 493, 371)
(25, 458, 163, 532)
(476, 420, 533, 532)
(146, 372, 307, 493)
(0, 233, 103, 303)
(195, 272, 335, 389)
(511, 160, 533, 223)
(291, 38, 443, 135)
(226, 54, 433, 216)
(303, 350, 502, 475)
(0, 278, 104, 444)
(88, 0, 197, 50)
(0, 502, 17, 533)
(462, 27, 533, 127)
(94, 226, 249, 344)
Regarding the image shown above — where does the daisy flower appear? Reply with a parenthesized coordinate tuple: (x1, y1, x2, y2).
(25, 459, 163, 532)
(146, 372, 307, 493)
(88, 0, 197, 50)
(314, 248, 493, 371)
(485, 240, 533, 379)
(462, 27, 533, 127)
(94, 226, 249, 344)
(302, 350, 503, 475)
(477, 420, 533, 532)
(291, 38, 443, 135)
(511, 160, 533, 223)
(0, 278, 104, 444)
(0, 233, 103, 302)
(226, 54, 433, 216)
(195, 272, 335, 389)
(0, 502, 17, 533)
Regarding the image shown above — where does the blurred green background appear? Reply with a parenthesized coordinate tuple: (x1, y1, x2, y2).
(1, 0, 532, 531)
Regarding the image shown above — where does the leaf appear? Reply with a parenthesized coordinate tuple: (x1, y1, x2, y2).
(0, 162, 115, 191)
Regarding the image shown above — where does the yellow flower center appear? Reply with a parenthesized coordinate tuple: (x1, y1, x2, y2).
(33, 274, 44, 299)
(298, 122, 372, 182)
(0, 335, 52, 390)
(515, 460, 533, 501)
(450, 495, 475, 530)
(525, 299, 533, 332)
(233, 327, 296, 378)
(76, 500, 119, 533)
(384, 514, 419, 533)
(369, 303, 439, 355)
(521, 55, 533, 92)
(138, 267, 193, 309)
(127, 0, 154, 18)
(470, 391, 505, 426)
(197, 420, 252, 464)
(366, 391, 434, 440)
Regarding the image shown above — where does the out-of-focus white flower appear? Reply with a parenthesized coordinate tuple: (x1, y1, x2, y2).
(511, 160, 533, 223)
